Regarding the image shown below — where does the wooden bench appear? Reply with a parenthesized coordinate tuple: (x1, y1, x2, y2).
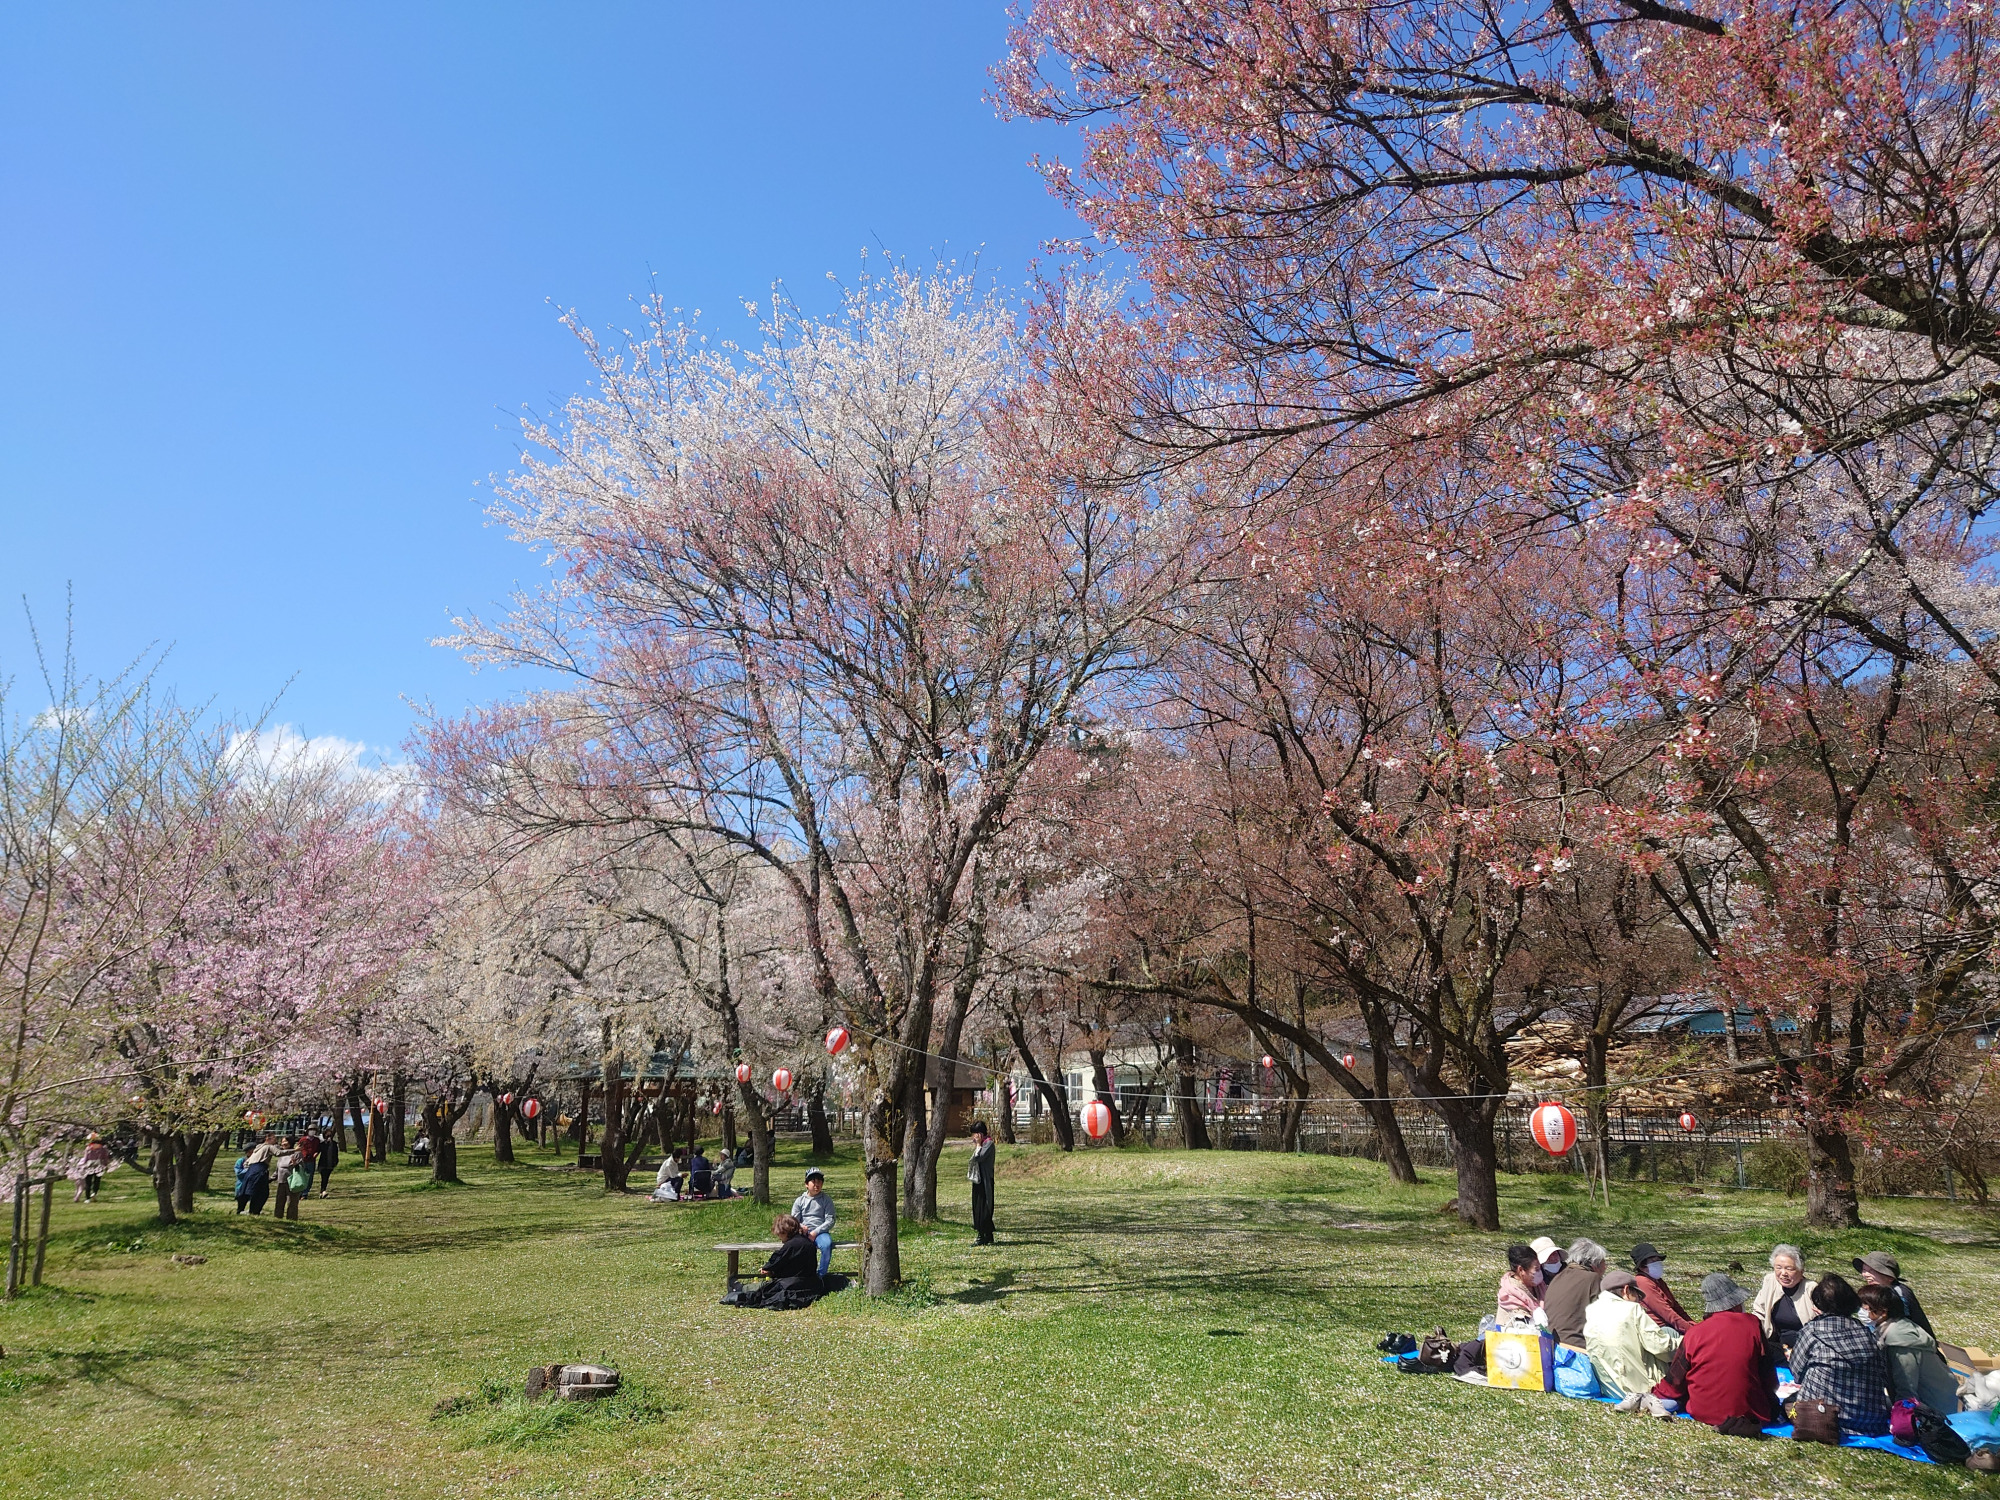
(715, 1240, 858, 1287)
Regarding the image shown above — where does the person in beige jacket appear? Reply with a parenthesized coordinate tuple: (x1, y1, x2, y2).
(1586, 1269, 1682, 1402)
(1748, 1243, 1818, 1366)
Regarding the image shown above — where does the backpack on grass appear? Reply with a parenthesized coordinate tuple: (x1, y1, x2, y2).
(1893, 1400, 1972, 1465)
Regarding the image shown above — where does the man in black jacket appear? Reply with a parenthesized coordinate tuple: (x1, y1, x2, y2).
(968, 1121, 996, 1246)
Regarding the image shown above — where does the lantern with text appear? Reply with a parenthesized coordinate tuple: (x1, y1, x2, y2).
(735, 1063, 752, 1084)
(772, 1067, 794, 1093)
(825, 1025, 851, 1057)
(1079, 1099, 1113, 1141)
(520, 1098, 542, 1121)
(1678, 1112, 1698, 1133)
(1529, 1102, 1577, 1156)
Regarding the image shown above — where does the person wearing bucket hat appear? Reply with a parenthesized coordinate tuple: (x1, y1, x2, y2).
(1586, 1268, 1682, 1401)
(1630, 1241, 1694, 1335)
(1852, 1251, 1935, 1339)
(1653, 1274, 1781, 1437)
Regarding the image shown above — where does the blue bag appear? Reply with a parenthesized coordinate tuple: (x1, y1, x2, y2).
(1552, 1343, 1601, 1399)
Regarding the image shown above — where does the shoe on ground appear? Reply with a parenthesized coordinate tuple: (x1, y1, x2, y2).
(1613, 1393, 1643, 1413)
(1639, 1395, 1675, 1419)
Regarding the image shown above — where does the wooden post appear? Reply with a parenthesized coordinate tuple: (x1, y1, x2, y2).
(578, 1079, 592, 1163)
(32, 1178, 52, 1286)
(6, 1180, 24, 1299)
(364, 1107, 375, 1169)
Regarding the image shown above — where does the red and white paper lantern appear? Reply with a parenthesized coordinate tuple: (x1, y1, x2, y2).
(1529, 1102, 1577, 1156)
(500, 1092, 514, 1106)
(735, 1063, 752, 1084)
(244, 1110, 266, 1130)
(712, 1100, 723, 1115)
(772, 1067, 794, 1093)
(1678, 1111, 1699, 1133)
(1341, 1053, 1357, 1071)
(520, 1098, 542, 1121)
(1079, 1099, 1113, 1140)
(1259, 1054, 1275, 1070)
(825, 1025, 850, 1057)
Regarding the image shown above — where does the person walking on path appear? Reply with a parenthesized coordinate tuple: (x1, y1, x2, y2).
(791, 1170, 836, 1278)
(968, 1121, 996, 1246)
(73, 1135, 114, 1203)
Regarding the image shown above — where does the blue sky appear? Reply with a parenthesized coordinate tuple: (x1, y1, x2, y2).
(0, 4, 1079, 766)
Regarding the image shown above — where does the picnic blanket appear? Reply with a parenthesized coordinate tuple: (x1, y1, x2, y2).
(1381, 1354, 1950, 1464)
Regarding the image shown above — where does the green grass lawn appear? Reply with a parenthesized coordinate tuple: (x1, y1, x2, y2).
(1, 1140, 1993, 1499)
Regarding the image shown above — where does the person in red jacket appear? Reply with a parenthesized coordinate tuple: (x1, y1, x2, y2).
(1630, 1241, 1694, 1335)
(1653, 1273, 1779, 1438)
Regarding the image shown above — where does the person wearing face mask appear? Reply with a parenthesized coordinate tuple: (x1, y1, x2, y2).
(1498, 1243, 1544, 1322)
(1630, 1241, 1693, 1335)
(1530, 1236, 1565, 1282)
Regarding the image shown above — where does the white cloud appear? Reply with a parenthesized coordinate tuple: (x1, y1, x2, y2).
(227, 724, 416, 802)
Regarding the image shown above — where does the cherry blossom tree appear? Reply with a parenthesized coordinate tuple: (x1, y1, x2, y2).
(84, 736, 426, 1220)
(426, 267, 1202, 1291)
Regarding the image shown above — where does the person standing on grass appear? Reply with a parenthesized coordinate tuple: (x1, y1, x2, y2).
(316, 1130, 339, 1197)
(792, 1169, 835, 1278)
(272, 1137, 309, 1221)
(968, 1121, 995, 1246)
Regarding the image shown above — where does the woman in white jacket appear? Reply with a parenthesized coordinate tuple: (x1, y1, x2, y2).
(1749, 1243, 1818, 1366)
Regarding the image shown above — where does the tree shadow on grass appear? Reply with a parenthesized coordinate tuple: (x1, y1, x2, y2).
(946, 1271, 1018, 1305)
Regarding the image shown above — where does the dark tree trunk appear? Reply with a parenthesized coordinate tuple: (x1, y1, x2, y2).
(344, 1080, 370, 1161)
(1805, 1119, 1862, 1228)
(1088, 1048, 1126, 1146)
(194, 1130, 226, 1199)
(997, 1077, 1018, 1144)
(599, 1054, 631, 1192)
(720, 1098, 738, 1154)
(425, 1089, 476, 1184)
(1172, 1027, 1211, 1149)
(1436, 1099, 1503, 1229)
(172, 1130, 213, 1212)
(910, 916, 984, 1218)
(899, 1066, 930, 1214)
(861, 1055, 903, 1294)
(807, 1092, 835, 1158)
(1359, 1005, 1418, 1184)
(490, 1084, 516, 1164)
(147, 1133, 177, 1224)
(731, 1078, 776, 1205)
(1008, 1017, 1075, 1151)
(390, 1073, 407, 1154)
